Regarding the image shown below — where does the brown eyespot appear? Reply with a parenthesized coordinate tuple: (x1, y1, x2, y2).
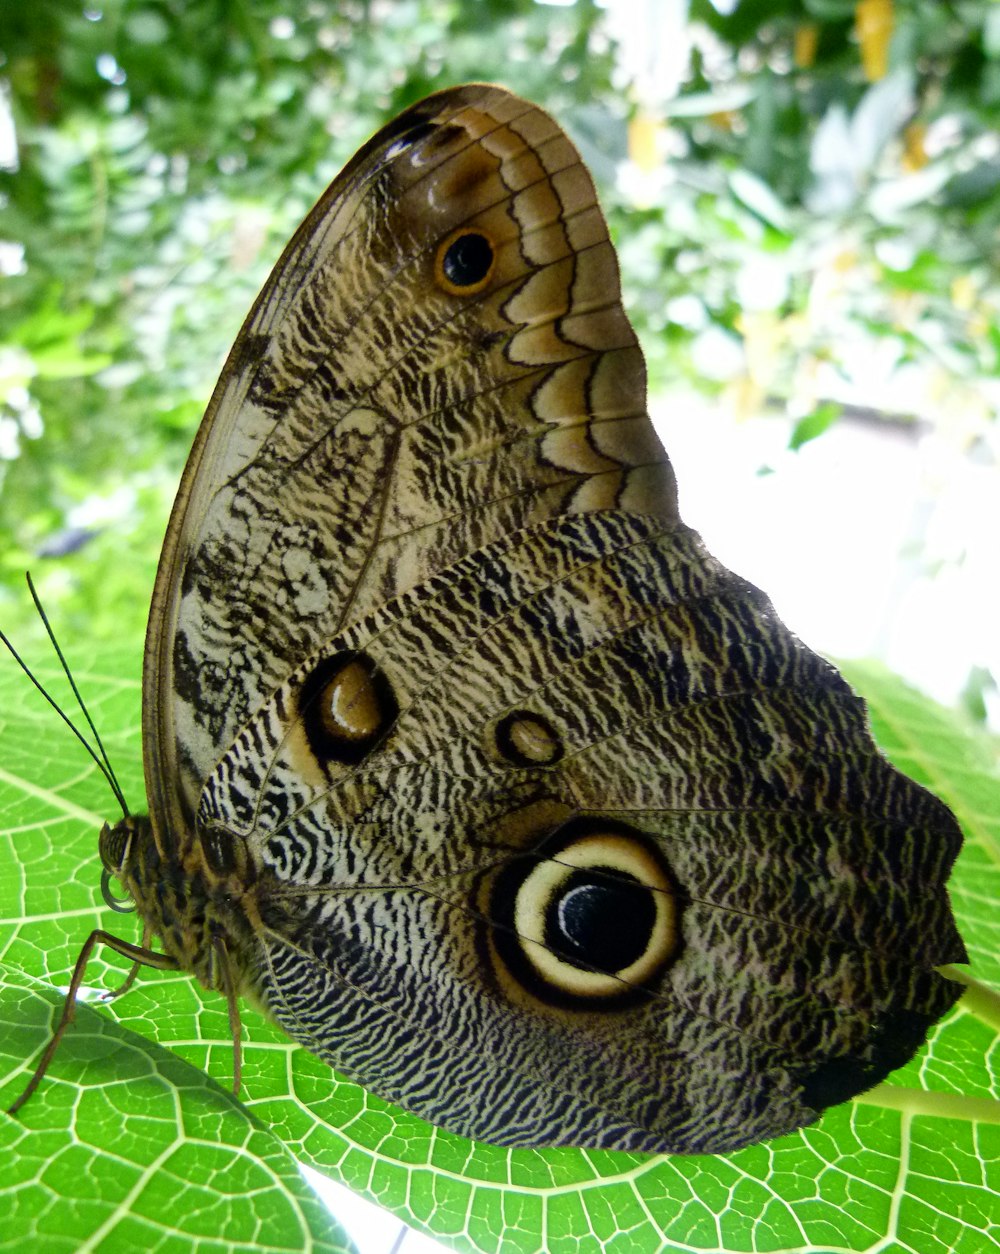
(298, 651, 399, 765)
(490, 818, 681, 1007)
(435, 230, 496, 295)
(495, 711, 563, 767)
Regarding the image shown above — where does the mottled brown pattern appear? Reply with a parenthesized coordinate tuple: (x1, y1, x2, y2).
(109, 86, 963, 1153)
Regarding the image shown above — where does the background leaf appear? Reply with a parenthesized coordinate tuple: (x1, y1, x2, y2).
(1, 641, 996, 1253)
(788, 401, 842, 450)
(0, 975, 356, 1253)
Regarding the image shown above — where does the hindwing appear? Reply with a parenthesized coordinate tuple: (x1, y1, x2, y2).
(138, 85, 965, 1153)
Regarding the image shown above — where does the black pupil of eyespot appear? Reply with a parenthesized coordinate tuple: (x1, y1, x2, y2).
(442, 233, 493, 287)
(545, 869, 655, 973)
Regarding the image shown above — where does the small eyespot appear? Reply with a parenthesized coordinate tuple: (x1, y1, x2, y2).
(495, 711, 563, 767)
(490, 819, 681, 1007)
(298, 651, 399, 765)
(435, 230, 496, 295)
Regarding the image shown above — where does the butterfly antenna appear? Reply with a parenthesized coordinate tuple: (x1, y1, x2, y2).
(0, 574, 130, 817)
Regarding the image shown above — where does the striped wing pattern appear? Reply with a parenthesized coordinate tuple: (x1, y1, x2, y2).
(131, 85, 964, 1153)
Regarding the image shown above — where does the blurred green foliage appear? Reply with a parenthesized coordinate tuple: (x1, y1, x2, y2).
(0, 0, 997, 646)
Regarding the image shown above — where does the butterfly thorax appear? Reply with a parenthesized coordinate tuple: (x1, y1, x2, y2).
(100, 814, 264, 996)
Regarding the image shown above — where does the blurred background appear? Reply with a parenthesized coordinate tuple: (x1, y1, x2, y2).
(1, 0, 998, 735)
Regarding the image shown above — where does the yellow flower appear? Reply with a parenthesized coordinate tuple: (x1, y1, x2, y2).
(950, 274, 976, 313)
(628, 112, 665, 175)
(902, 123, 928, 171)
(794, 24, 819, 69)
(856, 0, 894, 81)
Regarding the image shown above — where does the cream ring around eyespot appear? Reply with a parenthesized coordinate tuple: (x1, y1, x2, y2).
(512, 833, 677, 998)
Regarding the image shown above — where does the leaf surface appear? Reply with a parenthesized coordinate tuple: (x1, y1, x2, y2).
(1, 643, 997, 1252)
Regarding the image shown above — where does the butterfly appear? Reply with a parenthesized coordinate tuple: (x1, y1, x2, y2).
(10, 84, 966, 1155)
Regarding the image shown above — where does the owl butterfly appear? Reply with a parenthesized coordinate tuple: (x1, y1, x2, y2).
(13, 84, 965, 1155)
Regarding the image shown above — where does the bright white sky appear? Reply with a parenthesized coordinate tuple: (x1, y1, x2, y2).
(655, 391, 999, 732)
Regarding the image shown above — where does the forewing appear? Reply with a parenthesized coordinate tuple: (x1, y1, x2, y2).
(144, 85, 676, 852)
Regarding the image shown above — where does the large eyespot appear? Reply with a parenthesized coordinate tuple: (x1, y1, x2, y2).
(494, 711, 564, 768)
(435, 229, 496, 295)
(490, 819, 681, 1007)
(298, 651, 399, 765)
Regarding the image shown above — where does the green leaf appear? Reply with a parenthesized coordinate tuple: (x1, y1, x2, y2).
(728, 167, 791, 232)
(30, 347, 114, 380)
(124, 10, 171, 46)
(788, 402, 842, 451)
(0, 637, 997, 1253)
(0, 971, 356, 1253)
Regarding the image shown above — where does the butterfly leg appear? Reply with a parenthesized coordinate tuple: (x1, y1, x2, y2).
(100, 926, 155, 1002)
(209, 933, 244, 1098)
(7, 928, 180, 1116)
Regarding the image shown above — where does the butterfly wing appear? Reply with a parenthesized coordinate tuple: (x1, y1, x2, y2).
(200, 509, 964, 1152)
(144, 84, 675, 855)
(146, 85, 965, 1152)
